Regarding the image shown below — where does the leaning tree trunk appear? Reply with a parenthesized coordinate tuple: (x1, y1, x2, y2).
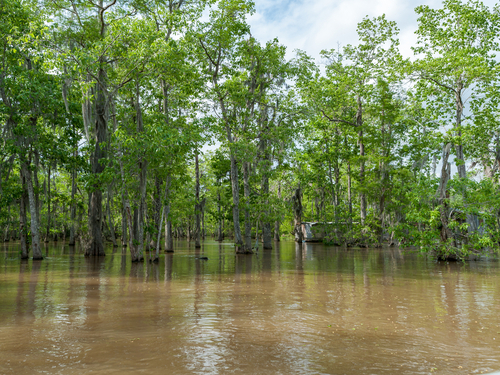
(21, 159, 43, 260)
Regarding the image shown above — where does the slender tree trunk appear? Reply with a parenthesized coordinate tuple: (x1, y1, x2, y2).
(21, 159, 43, 260)
(229, 149, 244, 248)
(33, 150, 41, 230)
(154, 179, 170, 262)
(19, 173, 28, 259)
(45, 165, 51, 242)
(86, 65, 107, 257)
(260, 140, 272, 249)
(438, 143, 453, 243)
(217, 187, 223, 241)
(293, 187, 303, 242)
(347, 160, 353, 229)
(153, 174, 162, 248)
(243, 161, 252, 252)
(359, 130, 366, 226)
(194, 151, 201, 248)
(107, 184, 117, 247)
(69, 159, 77, 245)
(274, 172, 281, 241)
(163, 175, 173, 253)
(121, 191, 127, 247)
(3, 205, 11, 242)
(119, 158, 138, 260)
(135, 81, 146, 261)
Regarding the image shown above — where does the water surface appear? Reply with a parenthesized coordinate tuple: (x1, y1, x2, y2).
(1, 240, 499, 374)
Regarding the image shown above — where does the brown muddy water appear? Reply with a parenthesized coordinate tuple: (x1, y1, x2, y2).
(1, 240, 500, 375)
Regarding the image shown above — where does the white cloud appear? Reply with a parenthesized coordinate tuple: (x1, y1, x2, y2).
(249, 0, 498, 61)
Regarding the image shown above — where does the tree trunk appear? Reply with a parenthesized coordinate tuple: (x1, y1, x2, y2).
(85, 65, 107, 257)
(293, 187, 303, 242)
(194, 151, 201, 248)
(274, 173, 281, 241)
(119, 158, 138, 261)
(260, 139, 272, 249)
(438, 143, 453, 243)
(45, 165, 51, 242)
(153, 174, 162, 248)
(135, 81, 146, 262)
(121, 191, 127, 247)
(19, 173, 29, 259)
(347, 159, 353, 229)
(229, 149, 244, 248)
(69, 160, 77, 245)
(359, 130, 366, 226)
(107, 185, 117, 247)
(216, 187, 223, 241)
(243, 161, 252, 252)
(21, 159, 43, 260)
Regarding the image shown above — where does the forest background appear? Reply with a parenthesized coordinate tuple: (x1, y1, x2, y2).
(1, 0, 500, 262)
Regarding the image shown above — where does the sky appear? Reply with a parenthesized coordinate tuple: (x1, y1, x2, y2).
(248, 0, 498, 61)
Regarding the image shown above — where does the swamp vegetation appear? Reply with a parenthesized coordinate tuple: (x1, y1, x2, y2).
(1, 0, 500, 261)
